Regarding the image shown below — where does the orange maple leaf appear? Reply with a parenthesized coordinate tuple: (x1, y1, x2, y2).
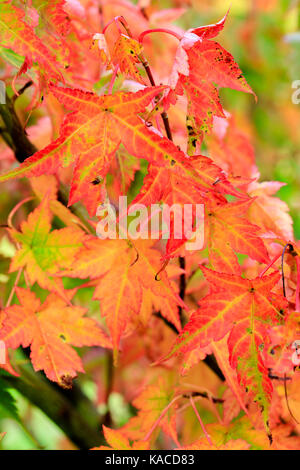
(121, 377, 178, 445)
(167, 12, 255, 144)
(0, 85, 183, 215)
(0, 1, 64, 82)
(111, 34, 144, 83)
(8, 195, 86, 300)
(179, 438, 250, 450)
(162, 267, 287, 432)
(0, 84, 248, 216)
(128, 157, 249, 259)
(0, 288, 111, 385)
(207, 113, 256, 179)
(205, 198, 270, 274)
(62, 238, 184, 361)
(92, 425, 150, 450)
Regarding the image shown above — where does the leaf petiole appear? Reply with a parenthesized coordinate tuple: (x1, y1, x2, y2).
(138, 28, 183, 44)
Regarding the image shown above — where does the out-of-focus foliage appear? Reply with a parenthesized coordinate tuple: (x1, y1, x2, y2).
(0, 0, 299, 451)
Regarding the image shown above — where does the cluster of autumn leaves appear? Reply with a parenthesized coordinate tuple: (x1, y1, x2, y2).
(0, 0, 299, 450)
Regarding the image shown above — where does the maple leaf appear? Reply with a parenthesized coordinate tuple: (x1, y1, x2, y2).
(130, 155, 245, 208)
(124, 269, 183, 339)
(247, 181, 294, 241)
(92, 33, 112, 67)
(30, 175, 84, 229)
(107, 148, 140, 199)
(93, 246, 142, 362)
(212, 336, 249, 417)
(219, 414, 278, 449)
(130, 171, 266, 264)
(179, 346, 210, 375)
(0, 84, 249, 217)
(0, 1, 64, 82)
(266, 310, 300, 375)
(33, 0, 71, 38)
(207, 113, 256, 178)
(0, 288, 111, 385)
(167, 12, 255, 144)
(62, 239, 183, 361)
(270, 424, 300, 451)
(205, 198, 270, 274)
(111, 34, 144, 83)
(179, 438, 250, 450)
(92, 426, 150, 450)
(59, 237, 122, 280)
(223, 416, 300, 450)
(222, 387, 243, 425)
(101, 0, 148, 41)
(162, 267, 287, 432)
(8, 195, 86, 300)
(121, 377, 178, 444)
(0, 334, 19, 377)
(0, 85, 188, 216)
(128, 156, 249, 259)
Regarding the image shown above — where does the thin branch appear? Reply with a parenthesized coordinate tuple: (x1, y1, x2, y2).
(154, 311, 180, 334)
(5, 268, 23, 308)
(102, 15, 132, 37)
(0, 92, 37, 162)
(182, 390, 224, 404)
(12, 80, 34, 102)
(178, 256, 186, 324)
(284, 373, 299, 424)
(137, 53, 188, 329)
(281, 243, 295, 297)
(137, 54, 174, 142)
(259, 252, 281, 278)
